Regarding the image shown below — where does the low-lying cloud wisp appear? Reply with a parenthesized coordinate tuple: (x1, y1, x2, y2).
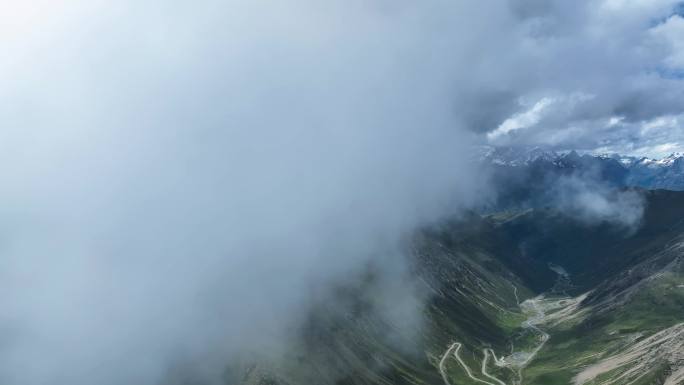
(552, 175, 645, 229)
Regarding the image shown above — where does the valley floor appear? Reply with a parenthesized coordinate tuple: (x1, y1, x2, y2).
(439, 292, 581, 385)
(439, 261, 684, 385)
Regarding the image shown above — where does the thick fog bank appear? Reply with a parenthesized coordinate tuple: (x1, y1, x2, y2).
(0, 2, 482, 384)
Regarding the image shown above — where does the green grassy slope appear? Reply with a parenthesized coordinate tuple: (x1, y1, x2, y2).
(232, 190, 684, 385)
(235, 216, 537, 385)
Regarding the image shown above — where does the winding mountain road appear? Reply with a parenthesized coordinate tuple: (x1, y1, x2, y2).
(482, 349, 508, 385)
(438, 292, 568, 385)
(439, 343, 459, 385)
(519, 299, 550, 368)
(439, 342, 508, 385)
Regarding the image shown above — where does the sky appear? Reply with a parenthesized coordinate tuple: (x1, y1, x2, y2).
(0, 1, 683, 385)
(478, 0, 684, 158)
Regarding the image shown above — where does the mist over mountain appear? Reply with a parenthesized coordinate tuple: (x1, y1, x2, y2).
(2, 1, 684, 385)
(478, 147, 684, 228)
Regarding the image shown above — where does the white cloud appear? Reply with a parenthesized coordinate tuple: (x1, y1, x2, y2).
(487, 93, 596, 146)
(651, 15, 684, 69)
(487, 97, 555, 141)
(480, 0, 684, 153)
(556, 176, 644, 229)
(0, 2, 485, 384)
(608, 116, 625, 126)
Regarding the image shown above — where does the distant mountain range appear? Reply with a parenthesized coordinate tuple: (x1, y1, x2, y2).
(479, 146, 684, 191)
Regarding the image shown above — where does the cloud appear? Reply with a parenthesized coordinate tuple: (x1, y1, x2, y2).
(552, 175, 645, 229)
(487, 97, 555, 141)
(0, 1, 484, 384)
(487, 93, 596, 145)
(480, 0, 684, 154)
(651, 14, 684, 69)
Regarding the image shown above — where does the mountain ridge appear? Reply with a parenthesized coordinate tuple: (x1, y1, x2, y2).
(479, 146, 684, 191)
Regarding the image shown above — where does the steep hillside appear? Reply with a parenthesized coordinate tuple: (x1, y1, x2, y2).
(235, 217, 537, 385)
(234, 191, 684, 385)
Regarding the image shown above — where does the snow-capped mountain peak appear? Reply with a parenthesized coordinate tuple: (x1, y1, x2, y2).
(479, 146, 684, 191)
